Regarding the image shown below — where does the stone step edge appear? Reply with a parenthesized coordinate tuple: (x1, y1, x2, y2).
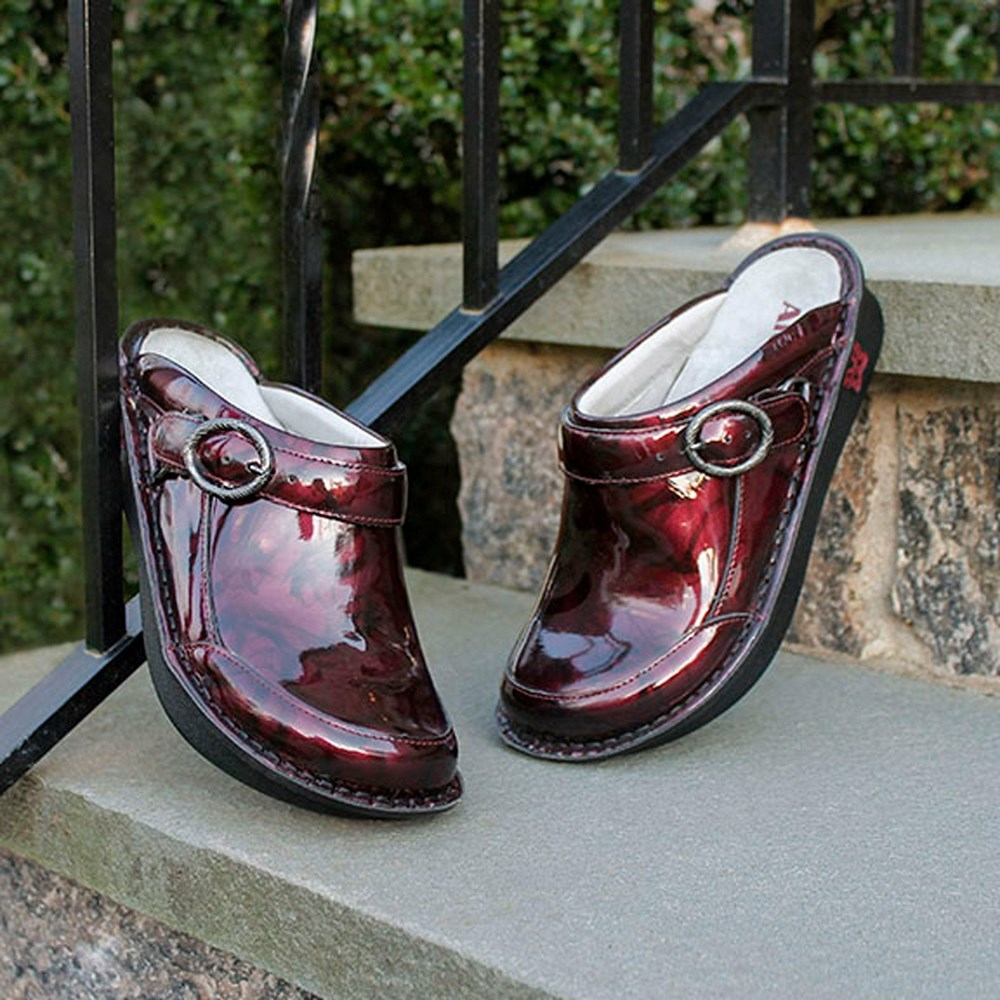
(352, 215, 1000, 386)
(0, 640, 547, 1000)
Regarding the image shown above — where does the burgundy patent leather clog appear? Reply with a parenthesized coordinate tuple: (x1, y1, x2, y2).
(120, 319, 461, 815)
(498, 233, 883, 760)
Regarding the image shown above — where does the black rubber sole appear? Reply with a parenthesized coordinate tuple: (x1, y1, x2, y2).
(123, 460, 462, 819)
(498, 288, 885, 762)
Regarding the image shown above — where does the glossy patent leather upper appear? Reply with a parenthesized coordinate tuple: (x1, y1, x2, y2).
(120, 320, 459, 807)
(502, 239, 861, 747)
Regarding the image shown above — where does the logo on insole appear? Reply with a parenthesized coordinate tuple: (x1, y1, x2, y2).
(842, 341, 869, 393)
(764, 301, 805, 357)
(773, 301, 801, 332)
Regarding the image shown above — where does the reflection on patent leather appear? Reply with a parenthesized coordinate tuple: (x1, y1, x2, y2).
(120, 319, 461, 816)
(499, 233, 883, 760)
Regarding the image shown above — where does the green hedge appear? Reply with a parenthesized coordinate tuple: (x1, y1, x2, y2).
(1, 0, 997, 651)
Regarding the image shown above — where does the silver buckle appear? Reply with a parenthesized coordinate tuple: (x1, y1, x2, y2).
(182, 417, 274, 501)
(683, 399, 774, 478)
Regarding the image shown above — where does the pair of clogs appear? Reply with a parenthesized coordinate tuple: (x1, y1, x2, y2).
(120, 233, 882, 817)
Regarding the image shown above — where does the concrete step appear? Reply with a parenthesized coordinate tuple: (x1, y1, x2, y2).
(2, 571, 999, 998)
(354, 213, 1000, 385)
(352, 215, 1000, 682)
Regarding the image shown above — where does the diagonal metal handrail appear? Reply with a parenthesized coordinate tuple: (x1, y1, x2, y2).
(0, 601, 144, 792)
(349, 81, 782, 430)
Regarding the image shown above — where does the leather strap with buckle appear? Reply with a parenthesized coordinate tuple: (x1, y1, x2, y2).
(182, 417, 275, 501)
(148, 411, 406, 526)
(560, 388, 812, 485)
(683, 399, 774, 477)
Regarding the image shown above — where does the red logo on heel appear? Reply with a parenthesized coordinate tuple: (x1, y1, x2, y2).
(842, 342, 869, 393)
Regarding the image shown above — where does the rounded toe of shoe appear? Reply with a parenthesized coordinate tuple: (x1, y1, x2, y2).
(498, 617, 752, 756)
(182, 643, 462, 813)
(331, 721, 461, 801)
(498, 667, 630, 749)
(284, 713, 462, 816)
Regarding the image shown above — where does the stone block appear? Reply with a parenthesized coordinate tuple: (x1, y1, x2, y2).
(893, 393, 999, 676)
(786, 398, 875, 659)
(452, 342, 1000, 680)
(0, 850, 315, 999)
(452, 341, 608, 592)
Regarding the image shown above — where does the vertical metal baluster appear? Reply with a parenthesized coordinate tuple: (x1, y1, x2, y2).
(70, 0, 124, 652)
(784, 0, 815, 218)
(893, 0, 924, 76)
(747, 0, 785, 223)
(748, 0, 815, 222)
(462, 0, 500, 311)
(282, 0, 322, 393)
(618, 0, 654, 172)
(996, 1, 1000, 78)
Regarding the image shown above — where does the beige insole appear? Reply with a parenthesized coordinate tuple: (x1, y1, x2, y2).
(142, 327, 379, 447)
(577, 246, 842, 417)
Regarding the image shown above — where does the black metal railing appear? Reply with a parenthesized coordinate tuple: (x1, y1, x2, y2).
(2, 0, 999, 793)
(282, 0, 323, 396)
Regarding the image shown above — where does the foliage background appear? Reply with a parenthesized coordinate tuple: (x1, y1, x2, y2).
(1, 0, 998, 650)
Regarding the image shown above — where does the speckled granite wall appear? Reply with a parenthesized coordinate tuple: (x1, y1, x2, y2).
(452, 341, 999, 679)
(452, 343, 600, 594)
(0, 849, 317, 1000)
(893, 397, 1000, 674)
